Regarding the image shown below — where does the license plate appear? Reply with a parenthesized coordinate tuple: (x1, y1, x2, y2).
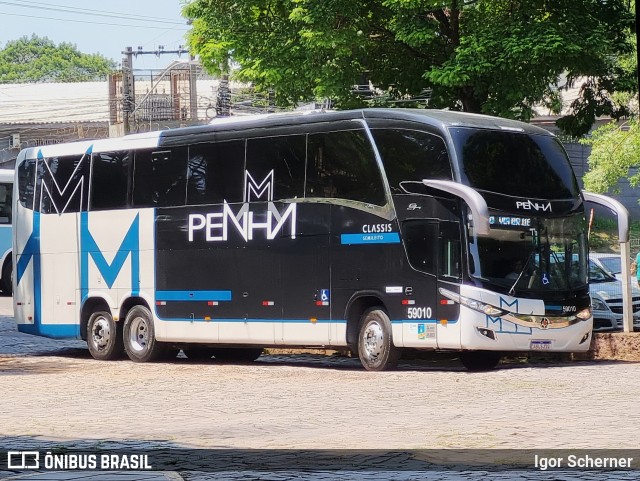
(530, 340, 552, 350)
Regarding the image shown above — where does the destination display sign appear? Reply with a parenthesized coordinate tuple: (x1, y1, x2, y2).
(489, 215, 532, 228)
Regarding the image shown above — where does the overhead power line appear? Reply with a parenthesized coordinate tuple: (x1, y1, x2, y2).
(0, 11, 189, 29)
(0, 0, 186, 25)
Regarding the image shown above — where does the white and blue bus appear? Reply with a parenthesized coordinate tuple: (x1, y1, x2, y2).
(12, 109, 625, 370)
(0, 168, 13, 295)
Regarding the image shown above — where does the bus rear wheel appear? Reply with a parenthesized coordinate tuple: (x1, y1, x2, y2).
(211, 347, 263, 362)
(123, 305, 167, 362)
(357, 308, 400, 371)
(459, 351, 502, 371)
(87, 311, 124, 361)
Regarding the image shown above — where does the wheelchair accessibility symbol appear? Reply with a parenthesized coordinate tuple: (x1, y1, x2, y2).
(542, 273, 550, 286)
(320, 289, 330, 302)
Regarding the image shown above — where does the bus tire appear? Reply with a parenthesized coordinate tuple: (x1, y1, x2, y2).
(1, 259, 12, 296)
(211, 347, 263, 362)
(123, 305, 166, 362)
(459, 351, 502, 371)
(182, 345, 216, 360)
(357, 307, 400, 371)
(87, 311, 124, 361)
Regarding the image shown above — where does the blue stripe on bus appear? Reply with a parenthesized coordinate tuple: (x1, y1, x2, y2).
(158, 317, 345, 323)
(340, 232, 400, 245)
(391, 319, 459, 325)
(18, 323, 80, 339)
(156, 290, 232, 302)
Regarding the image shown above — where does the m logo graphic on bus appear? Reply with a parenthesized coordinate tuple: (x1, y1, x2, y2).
(188, 169, 297, 242)
(38, 147, 90, 215)
(80, 212, 140, 301)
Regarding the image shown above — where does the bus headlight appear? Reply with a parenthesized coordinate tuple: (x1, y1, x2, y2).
(575, 307, 592, 320)
(439, 288, 505, 316)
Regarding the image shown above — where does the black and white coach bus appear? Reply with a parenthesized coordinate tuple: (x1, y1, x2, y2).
(13, 109, 625, 370)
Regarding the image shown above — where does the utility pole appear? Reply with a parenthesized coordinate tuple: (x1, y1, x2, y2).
(121, 47, 134, 135)
(120, 45, 191, 134)
(216, 74, 231, 117)
(189, 55, 198, 120)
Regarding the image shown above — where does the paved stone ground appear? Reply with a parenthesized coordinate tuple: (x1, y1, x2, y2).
(1, 296, 639, 480)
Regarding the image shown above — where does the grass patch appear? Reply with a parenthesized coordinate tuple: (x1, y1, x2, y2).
(588, 218, 640, 254)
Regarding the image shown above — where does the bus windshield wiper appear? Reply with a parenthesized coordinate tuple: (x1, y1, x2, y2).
(550, 249, 572, 293)
(508, 251, 535, 297)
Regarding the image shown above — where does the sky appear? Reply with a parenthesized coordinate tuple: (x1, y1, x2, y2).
(0, 0, 192, 70)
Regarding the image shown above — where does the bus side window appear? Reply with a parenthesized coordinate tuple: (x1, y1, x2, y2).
(18, 158, 36, 210)
(0, 183, 11, 224)
(38, 154, 89, 214)
(371, 128, 452, 193)
(440, 238, 461, 280)
(186, 140, 245, 205)
(306, 130, 386, 206)
(91, 151, 129, 210)
(246, 135, 305, 201)
(401, 220, 437, 274)
(133, 147, 188, 207)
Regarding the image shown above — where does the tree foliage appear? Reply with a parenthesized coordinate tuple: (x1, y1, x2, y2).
(582, 121, 640, 194)
(0, 35, 116, 83)
(184, 0, 634, 132)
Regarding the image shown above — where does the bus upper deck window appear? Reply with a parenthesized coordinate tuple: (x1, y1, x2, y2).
(306, 130, 386, 206)
(133, 147, 188, 207)
(186, 140, 245, 205)
(371, 128, 452, 193)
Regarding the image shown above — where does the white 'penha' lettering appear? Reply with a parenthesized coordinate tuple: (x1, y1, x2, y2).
(188, 201, 297, 242)
(515, 200, 552, 212)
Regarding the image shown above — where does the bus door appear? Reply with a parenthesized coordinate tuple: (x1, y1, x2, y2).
(436, 220, 462, 349)
(396, 213, 439, 349)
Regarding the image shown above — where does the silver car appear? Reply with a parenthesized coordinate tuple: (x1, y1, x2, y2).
(590, 252, 623, 280)
(591, 291, 622, 332)
(588, 259, 640, 330)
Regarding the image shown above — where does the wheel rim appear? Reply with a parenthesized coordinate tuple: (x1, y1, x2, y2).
(128, 316, 149, 353)
(90, 316, 111, 351)
(361, 320, 384, 363)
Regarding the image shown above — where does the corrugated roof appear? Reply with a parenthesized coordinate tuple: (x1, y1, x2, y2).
(0, 82, 109, 124)
(0, 79, 225, 125)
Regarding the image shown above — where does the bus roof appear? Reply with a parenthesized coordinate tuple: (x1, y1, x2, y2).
(157, 108, 552, 142)
(16, 108, 553, 160)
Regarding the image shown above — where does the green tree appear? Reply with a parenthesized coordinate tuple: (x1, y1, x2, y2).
(582, 120, 640, 194)
(0, 35, 116, 83)
(183, 0, 633, 131)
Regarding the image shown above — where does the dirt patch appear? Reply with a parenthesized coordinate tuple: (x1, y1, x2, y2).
(582, 332, 640, 361)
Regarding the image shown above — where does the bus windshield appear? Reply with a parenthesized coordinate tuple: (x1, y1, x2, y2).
(451, 128, 580, 199)
(468, 212, 588, 294)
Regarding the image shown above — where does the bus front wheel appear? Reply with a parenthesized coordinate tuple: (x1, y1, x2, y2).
(87, 311, 124, 361)
(357, 308, 400, 371)
(123, 306, 167, 362)
(459, 351, 502, 371)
